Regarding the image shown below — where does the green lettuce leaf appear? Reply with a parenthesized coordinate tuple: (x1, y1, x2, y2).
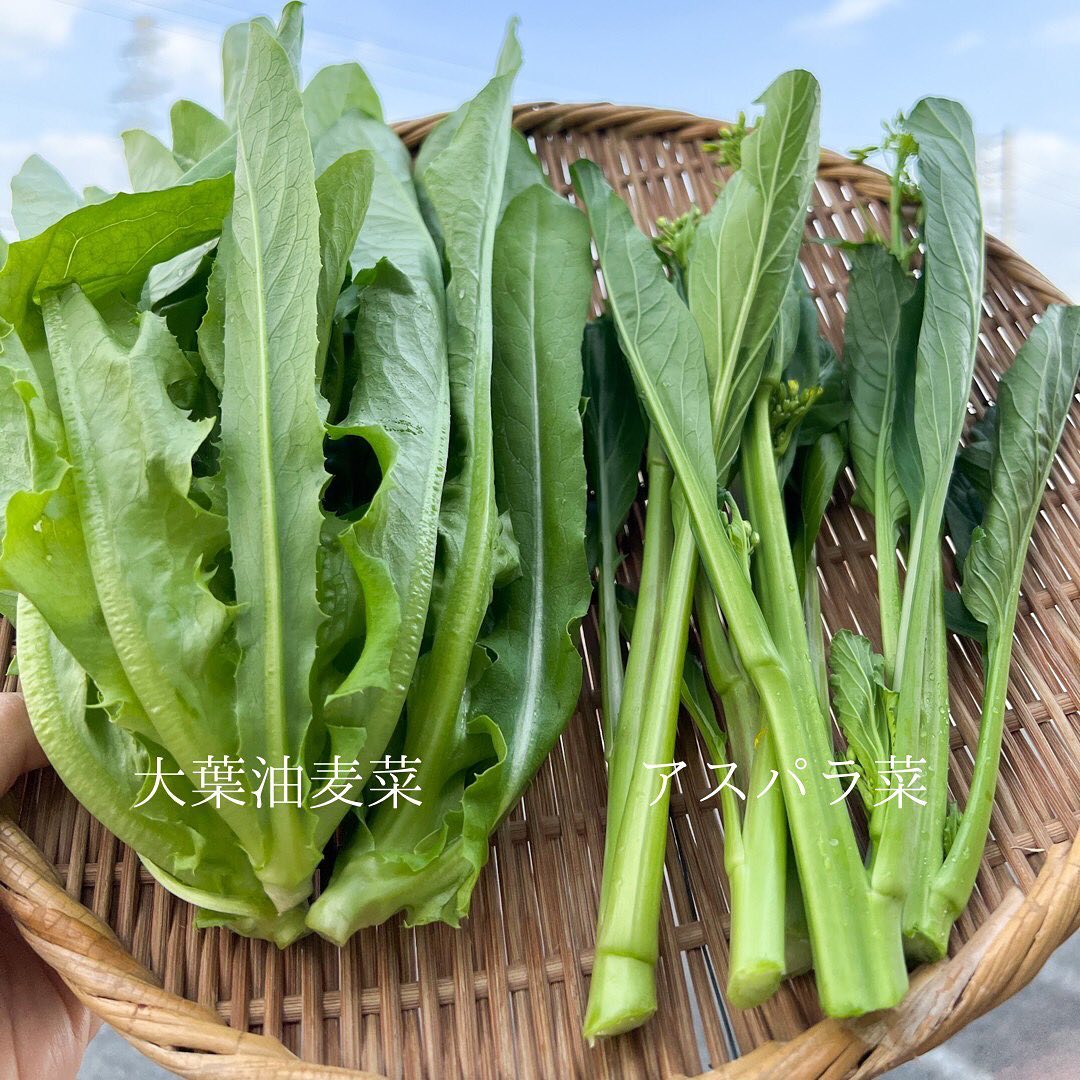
(171, 100, 231, 171)
(308, 177, 591, 938)
(315, 257, 450, 846)
(216, 21, 326, 908)
(303, 62, 384, 137)
(10, 155, 81, 238)
(0, 175, 233, 362)
(121, 129, 184, 192)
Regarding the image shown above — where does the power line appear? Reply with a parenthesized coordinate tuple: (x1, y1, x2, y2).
(48, 0, 487, 102)
(1014, 183, 1080, 216)
(1001, 128, 1014, 246)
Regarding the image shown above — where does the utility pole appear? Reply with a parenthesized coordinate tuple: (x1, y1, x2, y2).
(1001, 128, 1014, 246)
(112, 16, 169, 134)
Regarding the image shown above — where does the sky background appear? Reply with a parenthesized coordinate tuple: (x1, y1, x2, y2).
(0, 0, 1078, 294)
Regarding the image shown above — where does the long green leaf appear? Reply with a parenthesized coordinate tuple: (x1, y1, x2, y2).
(573, 160, 717, 506)
(447, 182, 592, 914)
(218, 22, 326, 908)
(963, 308, 1080, 632)
(582, 315, 646, 745)
(313, 150, 374, 381)
(844, 243, 921, 671)
(909, 103, 984, 488)
(846, 244, 916, 524)
(874, 97, 984, 911)
(689, 70, 820, 477)
(40, 287, 247, 809)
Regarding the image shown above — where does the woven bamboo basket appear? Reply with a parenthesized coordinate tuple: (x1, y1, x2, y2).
(2, 102, 1079, 1080)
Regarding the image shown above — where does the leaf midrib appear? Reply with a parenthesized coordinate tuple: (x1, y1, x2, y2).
(235, 121, 289, 761)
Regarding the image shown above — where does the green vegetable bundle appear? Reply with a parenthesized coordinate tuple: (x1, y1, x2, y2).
(0, 6, 592, 945)
(576, 79, 1080, 1035)
(1, 2, 1075, 1040)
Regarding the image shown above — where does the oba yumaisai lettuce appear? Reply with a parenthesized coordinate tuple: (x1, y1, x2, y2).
(0, 5, 593, 948)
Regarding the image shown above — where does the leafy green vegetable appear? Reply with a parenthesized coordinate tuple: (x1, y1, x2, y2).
(844, 244, 919, 674)
(315, 255, 450, 847)
(308, 28, 525, 944)
(870, 99, 985, 944)
(309, 171, 592, 940)
(574, 146, 907, 1024)
(829, 630, 895, 823)
(216, 22, 334, 909)
(4, 12, 1075, 1035)
(582, 316, 646, 748)
(912, 304, 1080, 953)
(313, 150, 374, 383)
(689, 70, 820, 480)
(10, 155, 82, 238)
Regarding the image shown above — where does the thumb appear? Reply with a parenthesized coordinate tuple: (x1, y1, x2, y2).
(0, 694, 46, 796)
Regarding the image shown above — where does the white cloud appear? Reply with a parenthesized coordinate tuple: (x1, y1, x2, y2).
(0, 0, 83, 50)
(949, 30, 984, 54)
(0, 131, 128, 237)
(791, 0, 899, 33)
(988, 130, 1080, 301)
(156, 23, 224, 107)
(1036, 14, 1080, 46)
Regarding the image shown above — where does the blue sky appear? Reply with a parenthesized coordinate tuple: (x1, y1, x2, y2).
(1, 0, 1078, 293)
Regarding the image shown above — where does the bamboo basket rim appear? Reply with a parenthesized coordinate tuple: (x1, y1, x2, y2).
(1, 100, 1077, 1080)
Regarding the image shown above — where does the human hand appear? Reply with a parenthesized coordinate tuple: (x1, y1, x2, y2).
(0, 693, 100, 1079)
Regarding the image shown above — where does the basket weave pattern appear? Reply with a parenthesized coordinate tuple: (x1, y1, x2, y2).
(1, 103, 1078, 1080)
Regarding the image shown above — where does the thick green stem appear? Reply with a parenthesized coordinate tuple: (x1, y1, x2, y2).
(900, 562, 951, 961)
(691, 506, 906, 1011)
(597, 520, 625, 753)
(913, 600, 1019, 955)
(584, 494, 694, 1039)
(725, 732, 788, 1006)
(732, 387, 907, 1015)
(695, 576, 788, 1005)
(603, 434, 674, 876)
(875, 516, 903, 683)
(872, 498, 943, 904)
(696, 583, 758, 777)
(744, 390, 820, 697)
